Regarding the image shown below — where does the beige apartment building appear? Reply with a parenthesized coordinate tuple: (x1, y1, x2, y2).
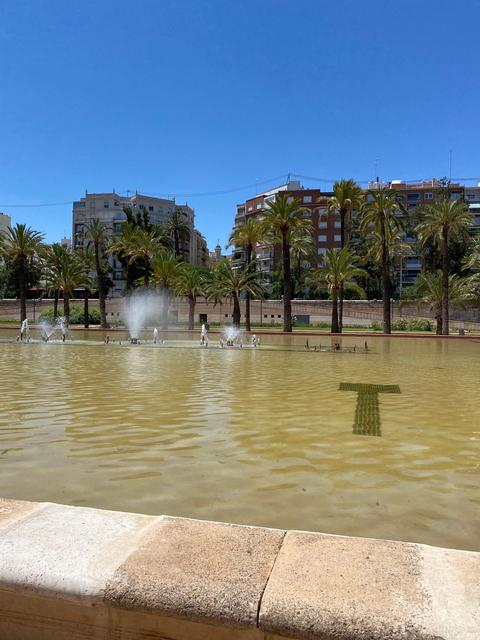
(72, 191, 208, 296)
(0, 212, 11, 235)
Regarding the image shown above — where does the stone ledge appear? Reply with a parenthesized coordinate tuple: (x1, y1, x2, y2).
(0, 498, 478, 640)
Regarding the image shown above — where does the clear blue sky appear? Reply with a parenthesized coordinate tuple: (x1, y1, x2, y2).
(1, 0, 479, 250)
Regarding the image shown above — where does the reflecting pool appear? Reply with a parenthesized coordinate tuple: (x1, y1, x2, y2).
(0, 329, 479, 550)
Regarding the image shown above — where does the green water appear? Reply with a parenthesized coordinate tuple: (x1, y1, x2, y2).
(0, 329, 478, 550)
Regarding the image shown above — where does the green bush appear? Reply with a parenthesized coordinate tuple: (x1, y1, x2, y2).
(371, 320, 382, 331)
(38, 305, 100, 325)
(392, 318, 433, 332)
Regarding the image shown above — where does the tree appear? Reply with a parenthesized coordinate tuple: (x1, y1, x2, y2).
(206, 260, 264, 328)
(306, 248, 367, 333)
(290, 228, 315, 297)
(415, 198, 472, 335)
(166, 208, 191, 258)
(123, 227, 169, 288)
(464, 235, 480, 270)
(260, 194, 311, 332)
(228, 217, 265, 331)
(405, 271, 477, 335)
(45, 246, 89, 322)
(174, 264, 206, 330)
(151, 251, 181, 329)
(360, 188, 405, 333)
(85, 219, 111, 327)
(75, 246, 95, 327)
(327, 179, 364, 331)
(0, 224, 44, 322)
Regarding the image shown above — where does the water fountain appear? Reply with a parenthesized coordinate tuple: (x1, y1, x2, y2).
(38, 316, 68, 342)
(123, 291, 159, 344)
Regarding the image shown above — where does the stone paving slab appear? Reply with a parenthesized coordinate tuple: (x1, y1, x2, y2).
(104, 515, 285, 629)
(258, 530, 480, 640)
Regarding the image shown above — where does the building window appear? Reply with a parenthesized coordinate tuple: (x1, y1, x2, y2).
(303, 211, 311, 217)
(103, 201, 109, 208)
(256, 203, 262, 209)
(407, 193, 420, 202)
(149, 206, 154, 211)
(334, 234, 341, 242)
(334, 221, 341, 228)
(247, 206, 253, 212)
(318, 234, 327, 242)
(450, 192, 461, 201)
(74, 224, 84, 233)
(287, 196, 294, 203)
(303, 196, 312, 203)
(114, 223, 123, 233)
(318, 247, 326, 255)
(114, 271, 124, 280)
(319, 221, 327, 228)
(424, 192, 433, 200)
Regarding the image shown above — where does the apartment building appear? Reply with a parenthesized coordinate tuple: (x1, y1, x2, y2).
(232, 178, 478, 293)
(232, 180, 335, 285)
(0, 212, 11, 235)
(72, 191, 207, 296)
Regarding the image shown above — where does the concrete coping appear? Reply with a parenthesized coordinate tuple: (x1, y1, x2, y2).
(0, 497, 478, 640)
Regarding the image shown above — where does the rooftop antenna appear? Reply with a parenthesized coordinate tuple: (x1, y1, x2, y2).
(374, 158, 379, 182)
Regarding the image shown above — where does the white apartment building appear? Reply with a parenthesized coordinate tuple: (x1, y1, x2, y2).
(0, 212, 11, 235)
(72, 191, 207, 296)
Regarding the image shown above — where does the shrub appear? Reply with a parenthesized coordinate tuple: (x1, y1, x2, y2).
(38, 305, 101, 325)
(392, 318, 433, 332)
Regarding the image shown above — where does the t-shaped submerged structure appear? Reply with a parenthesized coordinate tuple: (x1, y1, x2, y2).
(339, 383, 401, 437)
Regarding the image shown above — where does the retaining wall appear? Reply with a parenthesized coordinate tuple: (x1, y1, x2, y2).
(0, 498, 478, 639)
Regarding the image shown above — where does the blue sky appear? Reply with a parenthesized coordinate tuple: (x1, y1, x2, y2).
(1, 0, 479, 250)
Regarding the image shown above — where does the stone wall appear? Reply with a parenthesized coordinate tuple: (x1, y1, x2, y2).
(1, 297, 479, 328)
(0, 498, 478, 639)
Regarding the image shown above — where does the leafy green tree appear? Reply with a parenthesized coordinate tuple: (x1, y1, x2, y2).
(228, 217, 265, 330)
(166, 208, 191, 258)
(85, 219, 111, 327)
(151, 251, 182, 329)
(306, 248, 367, 333)
(464, 235, 480, 270)
(45, 246, 89, 322)
(327, 179, 364, 330)
(360, 189, 406, 333)
(75, 246, 95, 327)
(0, 224, 44, 321)
(404, 271, 478, 335)
(260, 194, 311, 332)
(290, 228, 315, 297)
(415, 198, 472, 335)
(174, 264, 207, 330)
(206, 260, 264, 328)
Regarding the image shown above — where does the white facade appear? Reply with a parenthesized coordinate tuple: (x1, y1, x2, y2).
(72, 192, 204, 296)
(0, 212, 11, 235)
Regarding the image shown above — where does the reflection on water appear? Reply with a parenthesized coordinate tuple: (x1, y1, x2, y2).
(339, 383, 401, 437)
(0, 330, 479, 551)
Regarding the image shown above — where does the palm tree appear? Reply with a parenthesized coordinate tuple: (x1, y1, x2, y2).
(415, 198, 472, 335)
(76, 246, 95, 328)
(360, 188, 404, 333)
(166, 208, 191, 258)
(207, 260, 264, 328)
(126, 227, 167, 288)
(407, 271, 477, 335)
(85, 219, 110, 328)
(464, 235, 480, 270)
(260, 194, 311, 332)
(151, 251, 182, 329)
(228, 217, 265, 331)
(45, 246, 89, 323)
(306, 248, 367, 333)
(290, 228, 315, 295)
(174, 264, 206, 330)
(0, 224, 44, 322)
(327, 179, 364, 331)
(43, 243, 64, 319)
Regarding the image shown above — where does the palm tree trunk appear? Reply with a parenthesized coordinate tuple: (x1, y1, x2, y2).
(338, 208, 346, 333)
(63, 295, 70, 323)
(381, 216, 391, 334)
(282, 232, 292, 332)
(53, 289, 59, 319)
(233, 293, 241, 328)
(161, 288, 169, 330)
(331, 289, 339, 333)
(245, 245, 252, 332)
(435, 303, 443, 335)
(94, 243, 108, 328)
(188, 296, 195, 330)
(84, 290, 89, 328)
(442, 230, 449, 336)
(174, 232, 180, 258)
(18, 258, 27, 323)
